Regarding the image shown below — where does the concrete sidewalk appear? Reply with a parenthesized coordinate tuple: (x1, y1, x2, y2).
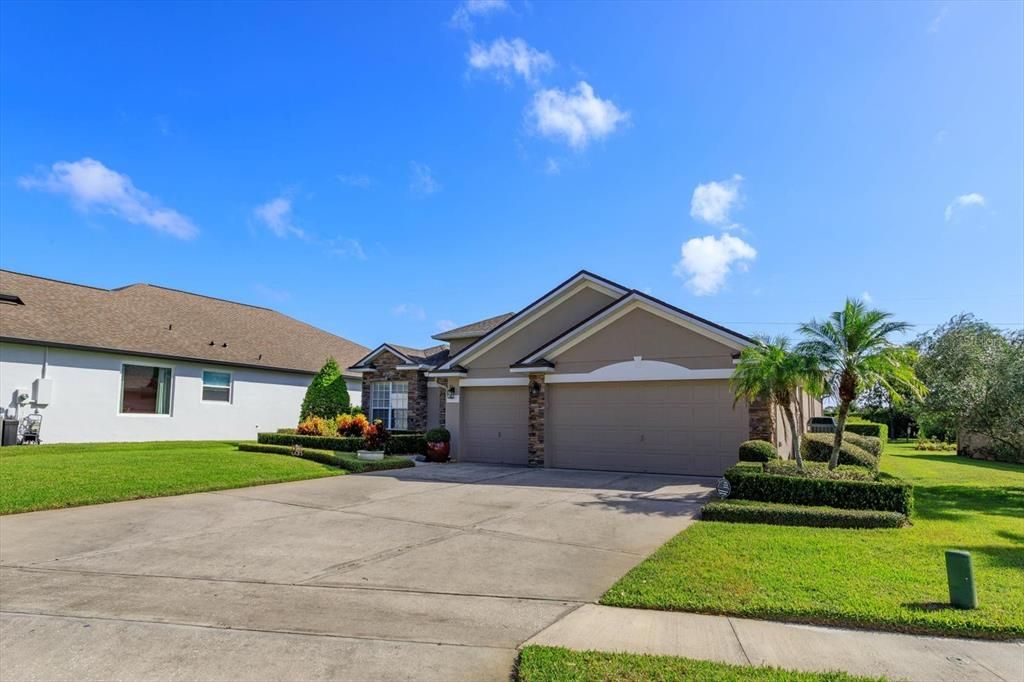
(525, 604, 1024, 682)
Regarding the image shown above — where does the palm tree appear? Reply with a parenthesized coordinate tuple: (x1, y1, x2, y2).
(798, 299, 925, 469)
(731, 336, 825, 471)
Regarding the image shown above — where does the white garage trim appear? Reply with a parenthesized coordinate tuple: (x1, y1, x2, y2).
(459, 377, 530, 387)
(547, 358, 734, 384)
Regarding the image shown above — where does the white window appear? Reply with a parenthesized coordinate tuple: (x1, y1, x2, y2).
(120, 364, 173, 414)
(370, 381, 408, 430)
(202, 370, 232, 403)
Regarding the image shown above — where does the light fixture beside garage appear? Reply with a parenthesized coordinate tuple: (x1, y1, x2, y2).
(447, 385, 457, 400)
(529, 381, 542, 397)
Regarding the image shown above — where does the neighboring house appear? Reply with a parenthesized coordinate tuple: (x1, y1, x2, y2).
(0, 270, 368, 443)
(351, 271, 820, 476)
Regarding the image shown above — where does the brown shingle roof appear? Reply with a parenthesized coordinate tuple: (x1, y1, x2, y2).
(431, 312, 515, 340)
(0, 270, 369, 376)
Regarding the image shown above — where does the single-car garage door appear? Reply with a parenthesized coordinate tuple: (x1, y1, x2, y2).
(461, 386, 529, 465)
(547, 380, 747, 476)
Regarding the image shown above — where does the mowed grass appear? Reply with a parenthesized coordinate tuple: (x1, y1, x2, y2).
(516, 646, 882, 682)
(602, 442, 1024, 639)
(0, 441, 342, 514)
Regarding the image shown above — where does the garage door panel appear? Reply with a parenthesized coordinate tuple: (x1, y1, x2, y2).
(461, 387, 528, 465)
(547, 380, 746, 476)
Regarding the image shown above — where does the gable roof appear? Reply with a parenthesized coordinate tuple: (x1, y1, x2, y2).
(0, 269, 369, 376)
(433, 270, 629, 372)
(349, 342, 450, 370)
(431, 313, 515, 341)
(513, 289, 755, 367)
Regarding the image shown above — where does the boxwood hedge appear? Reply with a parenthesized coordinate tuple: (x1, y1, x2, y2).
(845, 421, 889, 443)
(702, 499, 907, 528)
(738, 440, 778, 462)
(724, 464, 913, 515)
(257, 431, 426, 454)
(238, 442, 414, 472)
(841, 431, 882, 457)
(801, 432, 878, 469)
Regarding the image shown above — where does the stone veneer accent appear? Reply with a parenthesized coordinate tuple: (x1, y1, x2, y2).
(747, 397, 775, 443)
(436, 378, 447, 428)
(360, 350, 429, 432)
(527, 373, 546, 466)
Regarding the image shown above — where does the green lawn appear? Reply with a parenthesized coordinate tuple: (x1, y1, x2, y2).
(0, 441, 343, 514)
(517, 646, 881, 682)
(602, 442, 1024, 639)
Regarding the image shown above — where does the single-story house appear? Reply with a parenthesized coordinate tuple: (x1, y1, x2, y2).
(350, 271, 821, 476)
(0, 270, 368, 443)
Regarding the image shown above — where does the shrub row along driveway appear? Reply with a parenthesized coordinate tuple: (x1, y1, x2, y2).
(0, 464, 709, 681)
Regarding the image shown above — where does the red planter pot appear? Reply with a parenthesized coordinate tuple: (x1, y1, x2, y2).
(426, 441, 450, 462)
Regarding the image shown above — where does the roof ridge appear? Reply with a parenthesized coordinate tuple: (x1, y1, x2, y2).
(112, 283, 275, 312)
(0, 268, 111, 292)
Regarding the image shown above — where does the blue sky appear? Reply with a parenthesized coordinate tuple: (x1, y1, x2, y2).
(1, 1, 1021, 351)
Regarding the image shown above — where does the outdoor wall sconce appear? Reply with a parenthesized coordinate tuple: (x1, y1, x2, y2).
(529, 381, 541, 397)
(447, 386, 457, 400)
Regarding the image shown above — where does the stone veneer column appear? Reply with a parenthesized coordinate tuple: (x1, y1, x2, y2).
(360, 351, 428, 431)
(436, 378, 447, 427)
(527, 374, 546, 467)
(747, 397, 774, 442)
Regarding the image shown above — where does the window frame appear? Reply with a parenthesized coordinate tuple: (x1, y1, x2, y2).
(201, 369, 233, 404)
(118, 361, 174, 416)
(369, 380, 409, 430)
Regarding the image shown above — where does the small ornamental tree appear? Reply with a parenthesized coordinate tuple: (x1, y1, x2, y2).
(299, 356, 351, 422)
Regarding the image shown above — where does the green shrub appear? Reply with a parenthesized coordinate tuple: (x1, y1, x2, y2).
(763, 460, 875, 481)
(845, 421, 889, 443)
(385, 434, 427, 455)
(257, 432, 363, 451)
(299, 357, 350, 421)
(238, 443, 414, 473)
(275, 428, 297, 435)
(841, 431, 882, 457)
(738, 440, 778, 462)
(238, 442, 344, 468)
(424, 428, 451, 443)
(801, 432, 878, 469)
(724, 464, 914, 515)
(333, 452, 416, 473)
(702, 499, 907, 529)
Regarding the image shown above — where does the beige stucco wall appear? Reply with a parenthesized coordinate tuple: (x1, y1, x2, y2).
(775, 388, 823, 458)
(447, 337, 475, 356)
(464, 286, 617, 378)
(551, 307, 737, 374)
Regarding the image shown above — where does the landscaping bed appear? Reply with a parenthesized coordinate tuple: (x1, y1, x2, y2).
(256, 431, 427, 455)
(602, 442, 1024, 639)
(0, 441, 342, 515)
(516, 646, 880, 682)
(237, 442, 414, 473)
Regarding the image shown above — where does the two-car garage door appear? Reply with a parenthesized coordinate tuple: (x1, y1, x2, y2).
(547, 380, 747, 476)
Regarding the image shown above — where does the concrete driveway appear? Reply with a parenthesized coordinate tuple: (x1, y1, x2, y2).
(0, 463, 711, 681)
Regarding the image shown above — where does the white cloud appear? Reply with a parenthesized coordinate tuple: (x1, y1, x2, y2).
(529, 81, 628, 149)
(690, 174, 743, 227)
(861, 291, 873, 304)
(392, 303, 426, 321)
(253, 196, 305, 238)
(468, 37, 554, 84)
(410, 162, 441, 197)
(673, 233, 757, 296)
(944, 192, 986, 221)
(450, 0, 508, 31)
(337, 173, 371, 188)
(328, 237, 367, 260)
(544, 157, 561, 175)
(928, 5, 949, 33)
(436, 319, 456, 332)
(18, 157, 198, 239)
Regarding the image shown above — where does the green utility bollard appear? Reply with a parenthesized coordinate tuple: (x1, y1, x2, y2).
(945, 550, 977, 609)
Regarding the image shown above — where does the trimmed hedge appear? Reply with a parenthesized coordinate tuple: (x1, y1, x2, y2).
(842, 431, 882, 457)
(258, 431, 427, 455)
(238, 443, 414, 473)
(258, 432, 363, 451)
(801, 433, 878, 469)
(724, 464, 913, 515)
(385, 434, 427, 455)
(764, 460, 875, 481)
(238, 442, 346, 468)
(846, 421, 889, 443)
(702, 499, 907, 529)
(334, 452, 416, 473)
(738, 440, 778, 462)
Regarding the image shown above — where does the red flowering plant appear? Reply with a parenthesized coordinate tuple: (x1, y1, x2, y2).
(362, 419, 389, 451)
